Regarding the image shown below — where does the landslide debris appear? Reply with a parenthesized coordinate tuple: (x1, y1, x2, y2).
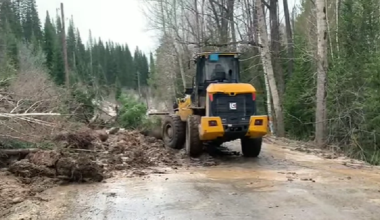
(2, 128, 185, 181)
(0, 127, 220, 216)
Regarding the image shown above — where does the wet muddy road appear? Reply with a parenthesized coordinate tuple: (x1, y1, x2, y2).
(7, 141, 380, 220)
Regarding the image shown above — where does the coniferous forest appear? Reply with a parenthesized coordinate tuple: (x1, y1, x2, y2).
(0, 0, 151, 90)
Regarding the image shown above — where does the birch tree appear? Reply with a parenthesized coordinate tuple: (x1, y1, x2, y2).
(315, 0, 328, 147)
(256, 0, 285, 137)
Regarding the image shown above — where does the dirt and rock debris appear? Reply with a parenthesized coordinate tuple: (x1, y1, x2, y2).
(1, 127, 361, 217)
(0, 127, 220, 216)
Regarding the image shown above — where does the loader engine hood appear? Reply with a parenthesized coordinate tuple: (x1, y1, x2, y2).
(206, 83, 256, 94)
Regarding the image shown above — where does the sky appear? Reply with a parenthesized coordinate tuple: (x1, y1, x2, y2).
(36, 0, 299, 55)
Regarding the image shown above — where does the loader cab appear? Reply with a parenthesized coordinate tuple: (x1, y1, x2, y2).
(187, 52, 241, 108)
(196, 52, 240, 85)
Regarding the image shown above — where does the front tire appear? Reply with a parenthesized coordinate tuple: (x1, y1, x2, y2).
(185, 115, 203, 157)
(162, 115, 185, 149)
(241, 137, 262, 157)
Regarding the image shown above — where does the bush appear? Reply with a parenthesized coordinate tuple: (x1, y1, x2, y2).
(140, 115, 162, 131)
(0, 43, 70, 144)
(117, 94, 148, 129)
(67, 86, 96, 122)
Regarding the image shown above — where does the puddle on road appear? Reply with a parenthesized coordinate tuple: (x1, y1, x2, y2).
(263, 144, 380, 183)
(369, 198, 380, 205)
(245, 182, 278, 192)
(201, 168, 285, 181)
(199, 167, 320, 182)
(197, 166, 373, 186)
(265, 144, 325, 162)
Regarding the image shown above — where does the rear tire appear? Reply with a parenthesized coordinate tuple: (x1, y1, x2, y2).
(185, 115, 203, 157)
(241, 137, 262, 157)
(162, 114, 185, 149)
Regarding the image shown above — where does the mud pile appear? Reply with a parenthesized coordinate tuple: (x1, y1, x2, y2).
(93, 129, 184, 176)
(10, 128, 183, 177)
(0, 172, 30, 214)
(5, 150, 104, 182)
(1, 128, 184, 183)
(0, 128, 171, 215)
(0, 171, 61, 215)
(0, 148, 104, 214)
(0, 127, 218, 215)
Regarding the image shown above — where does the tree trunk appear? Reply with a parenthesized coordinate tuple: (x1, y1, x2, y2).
(335, 0, 341, 55)
(0, 148, 39, 156)
(173, 41, 187, 89)
(60, 3, 69, 87)
(315, 0, 328, 147)
(201, 0, 206, 44)
(263, 63, 274, 134)
(160, 0, 167, 36)
(269, 0, 285, 97)
(256, 0, 285, 137)
(283, 0, 294, 79)
(228, 0, 236, 51)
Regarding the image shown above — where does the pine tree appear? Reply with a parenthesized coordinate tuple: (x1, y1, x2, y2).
(43, 11, 56, 74)
(149, 52, 155, 76)
(66, 18, 76, 72)
(75, 28, 89, 81)
(147, 52, 156, 89)
(22, 0, 42, 44)
(0, 0, 22, 39)
(140, 53, 149, 86)
(0, 1, 19, 69)
(124, 44, 134, 88)
(133, 47, 149, 88)
(52, 15, 65, 85)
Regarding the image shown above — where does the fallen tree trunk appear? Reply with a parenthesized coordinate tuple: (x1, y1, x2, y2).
(0, 148, 39, 156)
(0, 113, 61, 117)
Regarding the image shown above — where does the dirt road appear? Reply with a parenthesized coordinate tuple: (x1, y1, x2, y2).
(4, 140, 380, 220)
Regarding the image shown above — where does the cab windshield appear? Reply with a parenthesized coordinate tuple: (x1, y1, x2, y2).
(202, 55, 239, 83)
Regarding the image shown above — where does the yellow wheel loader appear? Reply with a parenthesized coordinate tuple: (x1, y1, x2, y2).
(153, 52, 269, 157)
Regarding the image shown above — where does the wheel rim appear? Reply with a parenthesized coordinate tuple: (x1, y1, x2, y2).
(185, 123, 190, 153)
(163, 123, 173, 142)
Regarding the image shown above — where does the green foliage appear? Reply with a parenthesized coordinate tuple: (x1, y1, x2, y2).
(66, 86, 96, 122)
(134, 47, 150, 88)
(283, 32, 315, 139)
(116, 94, 147, 129)
(140, 115, 162, 132)
(52, 16, 65, 85)
(288, 0, 380, 163)
(0, 0, 156, 150)
(5, 0, 380, 165)
(115, 78, 122, 100)
(0, 139, 35, 149)
(239, 48, 266, 114)
(0, 139, 55, 150)
(43, 12, 56, 76)
(22, 0, 42, 44)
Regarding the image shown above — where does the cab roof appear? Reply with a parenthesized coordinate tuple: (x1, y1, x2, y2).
(195, 52, 240, 58)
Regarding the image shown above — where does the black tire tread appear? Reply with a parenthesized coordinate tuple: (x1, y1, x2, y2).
(162, 114, 186, 149)
(241, 137, 262, 157)
(186, 115, 203, 157)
